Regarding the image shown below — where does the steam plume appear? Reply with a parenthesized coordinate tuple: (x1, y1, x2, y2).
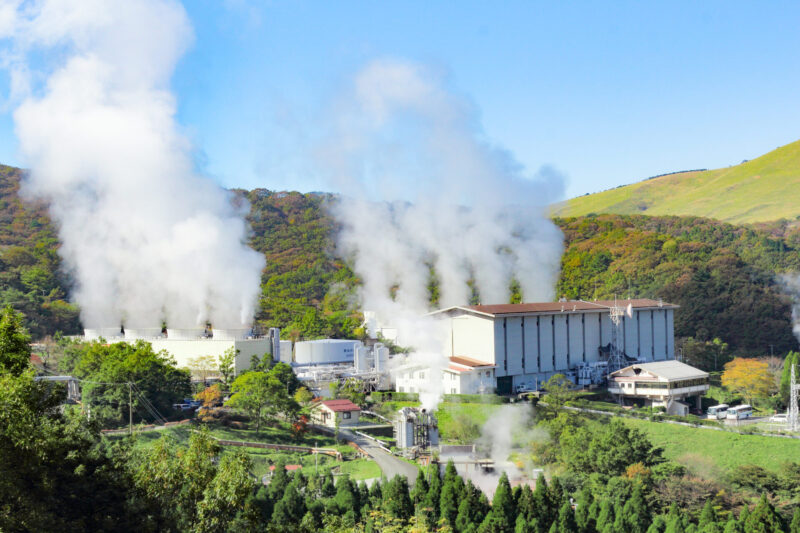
(319, 59, 564, 407)
(1, 1, 264, 331)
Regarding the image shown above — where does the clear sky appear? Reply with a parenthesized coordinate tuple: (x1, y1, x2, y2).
(2, 1, 800, 200)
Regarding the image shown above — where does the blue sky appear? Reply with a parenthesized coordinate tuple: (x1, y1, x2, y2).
(4, 1, 800, 199)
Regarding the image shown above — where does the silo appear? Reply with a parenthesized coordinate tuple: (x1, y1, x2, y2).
(166, 328, 205, 340)
(123, 327, 162, 340)
(84, 327, 122, 340)
(294, 339, 360, 365)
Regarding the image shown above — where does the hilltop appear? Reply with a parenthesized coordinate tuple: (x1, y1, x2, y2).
(553, 139, 800, 224)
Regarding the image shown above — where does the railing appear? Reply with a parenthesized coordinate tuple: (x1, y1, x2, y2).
(215, 439, 342, 460)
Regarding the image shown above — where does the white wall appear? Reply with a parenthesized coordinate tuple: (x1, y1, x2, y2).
(584, 312, 601, 363)
(148, 338, 271, 375)
(623, 313, 639, 358)
(553, 314, 569, 370)
(653, 309, 667, 361)
(538, 315, 554, 372)
(451, 315, 495, 364)
(639, 311, 654, 361)
(568, 314, 584, 365)
(506, 317, 524, 376)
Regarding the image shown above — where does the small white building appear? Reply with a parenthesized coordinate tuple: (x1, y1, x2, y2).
(608, 360, 709, 416)
(395, 356, 496, 395)
(310, 399, 361, 428)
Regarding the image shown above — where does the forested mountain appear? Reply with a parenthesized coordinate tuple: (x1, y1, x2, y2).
(553, 139, 800, 224)
(0, 166, 798, 358)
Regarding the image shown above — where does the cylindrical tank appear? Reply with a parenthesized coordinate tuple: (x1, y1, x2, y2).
(279, 340, 293, 364)
(123, 328, 162, 340)
(375, 343, 389, 373)
(166, 328, 205, 340)
(354, 346, 370, 372)
(212, 328, 249, 340)
(294, 339, 360, 365)
(84, 327, 122, 340)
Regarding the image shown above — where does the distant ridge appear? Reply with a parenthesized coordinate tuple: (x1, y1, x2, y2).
(552, 139, 800, 224)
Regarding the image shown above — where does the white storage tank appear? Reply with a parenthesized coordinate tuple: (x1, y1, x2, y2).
(123, 327, 162, 340)
(374, 343, 389, 372)
(279, 340, 293, 364)
(84, 327, 122, 340)
(354, 345, 371, 372)
(294, 339, 361, 365)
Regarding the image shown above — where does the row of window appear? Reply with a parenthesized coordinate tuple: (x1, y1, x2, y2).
(615, 377, 709, 390)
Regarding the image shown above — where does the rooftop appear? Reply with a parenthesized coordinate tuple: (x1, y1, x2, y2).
(431, 298, 677, 318)
(316, 399, 361, 412)
(609, 360, 708, 382)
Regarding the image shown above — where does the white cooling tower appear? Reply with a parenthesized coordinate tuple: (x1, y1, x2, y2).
(294, 339, 361, 365)
(166, 328, 205, 340)
(124, 328, 162, 340)
(84, 327, 122, 340)
(354, 345, 370, 372)
(212, 328, 249, 340)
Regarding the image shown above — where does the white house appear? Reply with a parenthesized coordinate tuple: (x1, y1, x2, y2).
(608, 360, 709, 415)
(395, 356, 496, 395)
(430, 299, 677, 394)
(310, 399, 361, 428)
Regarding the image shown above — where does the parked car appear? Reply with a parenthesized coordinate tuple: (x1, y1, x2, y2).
(172, 403, 194, 411)
(770, 413, 788, 423)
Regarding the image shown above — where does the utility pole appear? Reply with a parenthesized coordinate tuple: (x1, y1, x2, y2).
(128, 382, 133, 436)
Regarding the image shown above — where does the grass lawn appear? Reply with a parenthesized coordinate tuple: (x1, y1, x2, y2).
(436, 402, 505, 441)
(624, 417, 800, 477)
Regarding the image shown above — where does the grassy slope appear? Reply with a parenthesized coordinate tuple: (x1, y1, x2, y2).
(624, 418, 800, 475)
(553, 139, 800, 224)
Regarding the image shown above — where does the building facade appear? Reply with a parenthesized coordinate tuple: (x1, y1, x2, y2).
(310, 399, 361, 428)
(395, 356, 496, 395)
(431, 299, 678, 394)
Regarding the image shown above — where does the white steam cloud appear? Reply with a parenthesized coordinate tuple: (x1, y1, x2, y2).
(0, 1, 264, 331)
(318, 59, 564, 408)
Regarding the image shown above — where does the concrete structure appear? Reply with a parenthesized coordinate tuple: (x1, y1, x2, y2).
(310, 399, 361, 428)
(608, 360, 709, 415)
(279, 340, 293, 364)
(295, 339, 361, 365)
(431, 299, 677, 394)
(395, 356, 496, 395)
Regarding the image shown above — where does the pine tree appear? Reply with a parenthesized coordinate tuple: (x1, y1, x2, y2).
(533, 474, 553, 527)
(368, 479, 383, 507)
(334, 475, 359, 521)
(518, 485, 537, 523)
(698, 500, 717, 529)
(411, 469, 430, 505)
(383, 475, 413, 521)
(493, 472, 517, 529)
(268, 460, 290, 501)
(441, 474, 460, 528)
(444, 460, 459, 484)
(423, 465, 442, 527)
(744, 494, 784, 533)
(790, 508, 800, 533)
(557, 500, 578, 533)
(321, 471, 336, 498)
(515, 514, 535, 533)
(723, 518, 741, 533)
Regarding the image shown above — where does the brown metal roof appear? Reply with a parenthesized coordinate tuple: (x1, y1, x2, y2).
(463, 298, 677, 316)
(450, 355, 495, 368)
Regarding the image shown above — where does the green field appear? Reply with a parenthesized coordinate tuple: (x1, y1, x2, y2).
(623, 418, 800, 476)
(552, 139, 800, 224)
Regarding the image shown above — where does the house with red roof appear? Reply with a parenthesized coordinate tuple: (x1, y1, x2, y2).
(310, 398, 361, 428)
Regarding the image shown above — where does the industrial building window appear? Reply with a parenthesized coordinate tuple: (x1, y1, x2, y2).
(419, 372, 425, 380)
(342, 412, 351, 419)
(485, 371, 491, 377)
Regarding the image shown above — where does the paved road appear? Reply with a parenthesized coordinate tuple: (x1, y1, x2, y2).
(341, 429, 419, 486)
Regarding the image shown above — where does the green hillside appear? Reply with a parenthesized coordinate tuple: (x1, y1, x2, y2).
(553, 139, 800, 224)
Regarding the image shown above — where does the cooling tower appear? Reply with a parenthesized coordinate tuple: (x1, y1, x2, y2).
(84, 327, 122, 340)
(124, 327, 163, 340)
(212, 328, 249, 340)
(166, 328, 205, 340)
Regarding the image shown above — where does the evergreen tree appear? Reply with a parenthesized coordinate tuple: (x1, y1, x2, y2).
(515, 514, 536, 533)
(268, 460, 290, 501)
(738, 506, 750, 527)
(0, 305, 30, 376)
(549, 477, 565, 508)
(622, 485, 651, 533)
(780, 351, 799, 406)
(533, 474, 554, 527)
(574, 485, 595, 533)
(744, 494, 784, 533)
(456, 481, 489, 533)
(723, 518, 741, 533)
(791, 508, 800, 533)
(271, 478, 306, 526)
(423, 465, 442, 527)
(698, 500, 717, 529)
(411, 469, 430, 505)
(383, 475, 413, 521)
(321, 471, 336, 498)
(368, 479, 383, 507)
(665, 515, 686, 533)
(557, 500, 578, 533)
(595, 499, 615, 533)
(518, 485, 536, 522)
(493, 472, 517, 529)
(334, 475, 359, 521)
(444, 460, 459, 485)
(441, 474, 461, 528)
(647, 515, 667, 533)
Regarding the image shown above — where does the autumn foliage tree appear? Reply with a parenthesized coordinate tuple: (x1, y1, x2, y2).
(722, 357, 774, 405)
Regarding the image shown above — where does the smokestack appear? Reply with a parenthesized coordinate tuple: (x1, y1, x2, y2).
(84, 327, 122, 340)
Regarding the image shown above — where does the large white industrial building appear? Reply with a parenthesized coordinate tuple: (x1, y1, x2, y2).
(417, 298, 678, 395)
(84, 328, 291, 376)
